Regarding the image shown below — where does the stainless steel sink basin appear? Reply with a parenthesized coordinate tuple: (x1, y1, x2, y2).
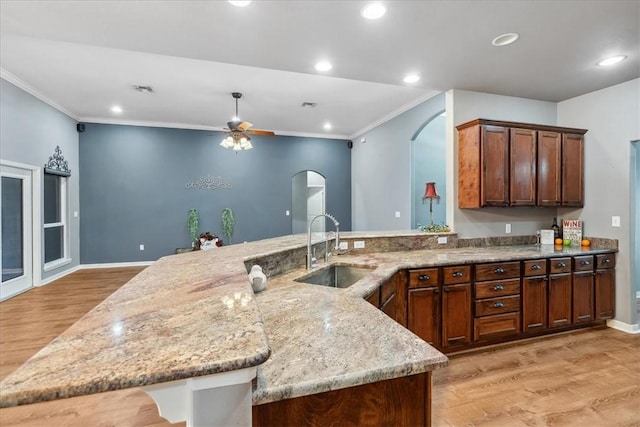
(295, 265, 375, 289)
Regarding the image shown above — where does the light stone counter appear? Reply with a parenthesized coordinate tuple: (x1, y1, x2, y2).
(0, 231, 615, 409)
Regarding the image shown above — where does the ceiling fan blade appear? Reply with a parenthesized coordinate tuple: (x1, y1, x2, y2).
(248, 129, 275, 136)
(236, 121, 253, 132)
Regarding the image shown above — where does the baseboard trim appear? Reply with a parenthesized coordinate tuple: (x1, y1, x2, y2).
(80, 261, 154, 269)
(607, 319, 640, 334)
(38, 265, 81, 287)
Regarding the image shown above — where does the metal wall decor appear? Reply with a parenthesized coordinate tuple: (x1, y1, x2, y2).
(185, 174, 232, 190)
(44, 146, 71, 176)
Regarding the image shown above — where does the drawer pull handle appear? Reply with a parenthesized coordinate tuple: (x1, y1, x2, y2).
(433, 288, 440, 294)
(443, 286, 450, 293)
(494, 267, 505, 274)
(556, 262, 567, 268)
(531, 264, 541, 270)
(493, 285, 504, 291)
(452, 271, 464, 278)
(603, 258, 611, 264)
(580, 260, 591, 266)
(494, 302, 504, 308)
(418, 274, 430, 281)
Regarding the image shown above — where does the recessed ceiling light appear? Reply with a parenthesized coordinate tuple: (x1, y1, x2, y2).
(403, 74, 420, 84)
(315, 61, 333, 72)
(361, 2, 386, 20)
(111, 105, 123, 114)
(228, 1, 251, 6)
(323, 122, 332, 130)
(597, 55, 627, 66)
(492, 32, 520, 46)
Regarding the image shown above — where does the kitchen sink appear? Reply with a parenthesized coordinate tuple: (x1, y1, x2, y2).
(295, 265, 376, 289)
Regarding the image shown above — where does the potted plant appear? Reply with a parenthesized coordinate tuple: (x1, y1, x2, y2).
(187, 208, 199, 248)
(221, 208, 234, 244)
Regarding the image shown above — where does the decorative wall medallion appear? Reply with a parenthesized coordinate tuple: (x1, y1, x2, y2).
(44, 146, 71, 176)
(185, 174, 232, 190)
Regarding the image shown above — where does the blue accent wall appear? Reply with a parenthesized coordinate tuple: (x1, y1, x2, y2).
(79, 123, 351, 263)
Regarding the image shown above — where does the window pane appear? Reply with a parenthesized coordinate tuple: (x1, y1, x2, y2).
(44, 173, 61, 224)
(2, 177, 24, 282)
(44, 226, 64, 263)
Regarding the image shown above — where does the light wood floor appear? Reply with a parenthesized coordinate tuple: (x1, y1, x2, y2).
(1, 268, 638, 426)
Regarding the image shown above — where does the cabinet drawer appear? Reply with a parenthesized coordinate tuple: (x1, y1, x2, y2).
(474, 312, 521, 341)
(475, 261, 520, 281)
(596, 253, 616, 269)
(549, 257, 571, 274)
(523, 259, 547, 276)
(442, 265, 471, 284)
(474, 278, 520, 299)
(574, 255, 594, 272)
(408, 268, 439, 288)
(475, 295, 520, 316)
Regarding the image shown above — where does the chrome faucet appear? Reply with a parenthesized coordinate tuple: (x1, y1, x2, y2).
(307, 213, 340, 270)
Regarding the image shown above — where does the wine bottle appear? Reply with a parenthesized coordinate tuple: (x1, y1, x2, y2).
(551, 217, 560, 239)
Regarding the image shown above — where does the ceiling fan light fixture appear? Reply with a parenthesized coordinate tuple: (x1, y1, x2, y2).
(597, 55, 626, 66)
(491, 32, 519, 46)
(361, 3, 386, 20)
(314, 61, 333, 72)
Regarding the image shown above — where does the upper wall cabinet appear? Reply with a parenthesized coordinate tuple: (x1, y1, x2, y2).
(456, 119, 587, 209)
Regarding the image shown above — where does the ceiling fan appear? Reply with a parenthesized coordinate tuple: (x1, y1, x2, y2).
(220, 92, 275, 151)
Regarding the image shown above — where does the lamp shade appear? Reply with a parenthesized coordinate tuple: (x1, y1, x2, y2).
(423, 182, 439, 199)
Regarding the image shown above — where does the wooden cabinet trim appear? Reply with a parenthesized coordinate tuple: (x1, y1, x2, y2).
(456, 118, 587, 135)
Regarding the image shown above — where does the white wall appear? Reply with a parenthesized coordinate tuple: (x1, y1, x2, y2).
(447, 89, 559, 238)
(0, 78, 80, 281)
(351, 93, 445, 231)
(557, 78, 640, 328)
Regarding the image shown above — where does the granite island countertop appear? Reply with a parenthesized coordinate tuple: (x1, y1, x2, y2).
(0, 231, 616, 409)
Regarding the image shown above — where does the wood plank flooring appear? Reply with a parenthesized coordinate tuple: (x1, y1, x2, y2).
(0, 268, 638, 426)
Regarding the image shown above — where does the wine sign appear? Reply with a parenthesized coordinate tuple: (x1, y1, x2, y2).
(562, 219, 583, 246)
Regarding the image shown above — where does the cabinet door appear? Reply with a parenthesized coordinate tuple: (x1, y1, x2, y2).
(562, 133, 584, 207)
(572, 272, 594, 324)
(537, 131, 562, 206)
(442, 283, 472, 347)
(595, 269, 615, 319)
(522, 276, 547, 332)
(481, 125, 509, 207)
(380, 271, 407, 327)
(408, 287, 441, 347)
(548, 274, 572, 328)
(509, 128, 537, 206)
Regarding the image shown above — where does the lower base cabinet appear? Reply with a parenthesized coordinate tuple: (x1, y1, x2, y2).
(573, 271, 595, 323)
(408, 287, 441, 347)
(252, 372, 431, 427)
(595, 268, 615, 319)
(442, 283, 472, 348)
(522, 276, 548, 332)
(548, 273, 572, 328)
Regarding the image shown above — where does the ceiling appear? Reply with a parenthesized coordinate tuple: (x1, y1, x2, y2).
(1, 1, 638, 140)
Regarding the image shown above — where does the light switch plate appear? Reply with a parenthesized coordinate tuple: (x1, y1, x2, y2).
(354, 241, 365, 249)
(612, 216, 621, 227)
(505, 223, 512, 234)
(339, 241, 348, 250)
(437, 236, 447, 244)
(395, 211, 401, 218)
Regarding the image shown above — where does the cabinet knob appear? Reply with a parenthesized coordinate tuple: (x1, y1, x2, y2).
(443, 286, 450, 292)
(433, 288, 440, 294)
(580, 260, 591, 266)
(452, 271, 464, 278)
(603, 258, 611, 264)
(531, 264, 541, 270)
(493, 285, 504, 291)
(556, 262, 567, 268)
(494, 267, 505, 274)
(494, 302, 504, 308)
(418, 274, 430, 281)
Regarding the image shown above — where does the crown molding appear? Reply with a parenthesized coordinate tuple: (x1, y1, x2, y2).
(1, 69, 79, 121)
(348, 90, 442, 140)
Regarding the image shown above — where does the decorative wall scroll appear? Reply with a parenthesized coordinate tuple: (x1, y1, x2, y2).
(185, 174, 232, 190)
(44, 146, 71, 176)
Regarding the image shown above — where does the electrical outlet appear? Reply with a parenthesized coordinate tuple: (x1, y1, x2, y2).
(395, 211, 401, 218)
(354, 241, 365, 249)
(73, 211, 78, 218)
(612, 216, 621, 227)
(285, 210, 290, 216)
(437, 236, 447, 244)
(505, 224, 512, 234)
(139, 244, 145, 251)
(339, 241, 348, 250)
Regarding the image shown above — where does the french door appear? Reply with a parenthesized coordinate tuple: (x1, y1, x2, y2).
(1, 165, 33, 300)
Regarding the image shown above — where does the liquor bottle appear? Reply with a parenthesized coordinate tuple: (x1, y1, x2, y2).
(551, 217, 560, 239)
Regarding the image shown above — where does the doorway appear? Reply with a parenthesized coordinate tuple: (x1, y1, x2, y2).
(1, 165, 34, 300)
(292, 171, 326, 235)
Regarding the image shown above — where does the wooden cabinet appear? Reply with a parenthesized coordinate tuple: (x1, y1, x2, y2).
(548, 257, 572, 329)
(573, 256, 594, 324)
(408, 268, 440, 347)
(595, 254, 616, 320)
(562, 134, 584, 207)
(523, 276, 548, 331)
(380, 271, 407, 327)
(457, 119, 587, 209)
(510, 128, 537, 206)
(442, 265, 472, 348)
(473, 262, 521, 341)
